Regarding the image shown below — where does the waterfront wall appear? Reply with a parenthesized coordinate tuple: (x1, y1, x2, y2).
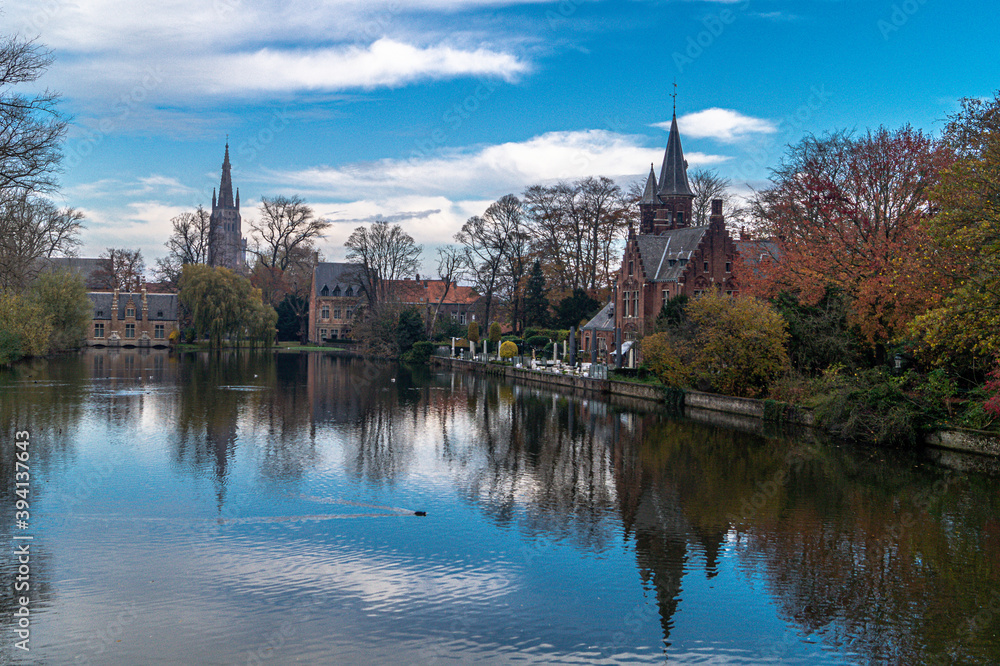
(430, 356, 999, 458)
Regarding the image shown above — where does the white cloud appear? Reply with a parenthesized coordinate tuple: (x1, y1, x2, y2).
(656, 108, 778, 143)
(271, 129, 731, 200)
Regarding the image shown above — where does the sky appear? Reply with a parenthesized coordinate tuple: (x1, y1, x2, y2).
(4, 0, 998, 275)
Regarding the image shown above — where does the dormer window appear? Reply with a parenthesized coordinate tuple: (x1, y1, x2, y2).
(333, 286, 341, 297)
(321, 285, 329, 296)
(679, 258, 687, 266)
(668, 259, 676, 267)
(96, 310, 104, 317)
(346, 286, 353, 297)
(126, 306, 135, 318)
(157, 311, 164, 318)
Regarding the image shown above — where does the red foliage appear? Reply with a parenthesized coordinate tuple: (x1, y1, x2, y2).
(985, 360, 1000, 418)
(742, 126, 954, 346)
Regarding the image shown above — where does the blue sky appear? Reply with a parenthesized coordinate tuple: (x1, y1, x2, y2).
(5, 0, 998, 271)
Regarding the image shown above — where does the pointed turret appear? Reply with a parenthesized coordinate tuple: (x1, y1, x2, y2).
(218, 142, 234, 208)
(640, 163, 658, 204)
(235, 187, 240, 210)
(212, 188, 216, 209)
(657, 112, 694, 198)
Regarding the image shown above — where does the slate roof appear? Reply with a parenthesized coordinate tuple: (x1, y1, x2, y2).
(88, 293, 179, 321)
(735, 239, 782, 265)
(634, 226, 708, 282)
(313, 262, 361, 298)
(38, 257, 105, 289)
(582, 301, 615, 332)
(657, 112, 694, 198)
(639, 164, 659, 204)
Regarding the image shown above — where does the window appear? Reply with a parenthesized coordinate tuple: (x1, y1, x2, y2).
(321, 285, 329, 296)
(668, 259, 676, 267)
(321, 305, 330, 320)
(320, 328, 328, 340)
(345, 309, 353, 320)
(94, 323, 105, 338)
(157, 310, 164, 317)
(97, 310, 104, 317)
(628, 260, 634, 275)
(633, 292, 639, 318)
(676, 211, 684, 226)
(331, 330, 339, 340)
(679, 258, 687, 266)
(333, 286, 341, 297)
(154, 324, 165, 339)
(693, 290, 704, 297)
(346, 287, 354, 297)
(662, 289, 667, 303)
(126, 306, 135, 318)
(623, 294, 628, 318)
(703, 262, 709, 273)
(334, 308, 341, 319)
(725, 262, 732, 273)
(125, 323, 135, 338)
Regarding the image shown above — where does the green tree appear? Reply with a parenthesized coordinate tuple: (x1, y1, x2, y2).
(654, 294, 689, 333)
(178, 264, 276, 347)
(522, 259, 550, 329)
(489, 321, 502, 345)
(911, 92, 1000, 372)
(467, 320, 480, 344)
(553, 288, 600, 329)
(687, 292, 790, 397)
(31, 270, 91, 351)
(396, 308, 426, 355)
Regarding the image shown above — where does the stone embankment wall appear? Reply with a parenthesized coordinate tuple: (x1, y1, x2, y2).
(430, 356, 999, 458)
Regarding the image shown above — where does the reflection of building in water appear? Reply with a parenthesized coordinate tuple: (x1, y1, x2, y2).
(305, 353, 378, 424)
(85, 347, 176, 384)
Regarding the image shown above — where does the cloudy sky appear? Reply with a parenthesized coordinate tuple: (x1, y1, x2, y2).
(4, 0, 997, 271)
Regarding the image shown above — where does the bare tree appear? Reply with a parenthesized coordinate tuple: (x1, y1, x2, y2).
(688, 168, 746, 226)
(345, 219, 422, 307)
(0, 189, 83, 291)
(249, 195, 330, 271)
(0, 36, 66, 194)
(456, 195, 522, 328)
(427, 245, 469, 337)
(154, 206, 211, 287)
(94, 247, 145, 292)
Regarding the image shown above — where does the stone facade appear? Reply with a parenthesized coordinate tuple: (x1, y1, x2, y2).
(309, 263, 363, 343)
(86, 288, 180, 348)
(208, 143, 247, 272)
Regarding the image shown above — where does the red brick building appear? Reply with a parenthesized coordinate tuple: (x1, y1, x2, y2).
(583, 110, 741, 360)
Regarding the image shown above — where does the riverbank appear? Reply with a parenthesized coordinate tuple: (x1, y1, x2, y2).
(430, 356, 1000, 458)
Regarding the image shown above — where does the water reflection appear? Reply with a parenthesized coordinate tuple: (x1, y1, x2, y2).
(1, 351, 1000, 663)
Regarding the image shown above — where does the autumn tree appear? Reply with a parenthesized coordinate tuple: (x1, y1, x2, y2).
(688, 292, 790, 397)
(910, 93, 1000, 372)
(688, 168, 745, 226)
(31, 270, 91, 351)
(456, 197, 516, 327)
(345, 219, 421, 307)
(746, 126, 952, 348)
(154, 207, 211, 287)
(0, 189, 83, 291)
(93, 247, 145, 292)
(0, 35, 66, 193)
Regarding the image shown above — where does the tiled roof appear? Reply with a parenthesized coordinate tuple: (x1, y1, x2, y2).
(87, 292, 179, 321)
(582, 301, 615, 331)
(314, 262, 361, 298)
(634, 226, 708, 282)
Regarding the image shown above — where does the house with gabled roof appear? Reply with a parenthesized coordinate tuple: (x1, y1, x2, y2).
(309, 262, 363, 343)
(582, 108, 741, 359)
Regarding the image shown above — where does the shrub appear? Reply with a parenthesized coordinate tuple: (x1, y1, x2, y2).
(499, 340, 518, 360)
(402, 340, 436, 365)
(467, 321, 480, 344)
(640, 332, 692, 388)
(526, 335, 548, 350)
(488, 322, 502, 344)
(687, 292, 790, 398)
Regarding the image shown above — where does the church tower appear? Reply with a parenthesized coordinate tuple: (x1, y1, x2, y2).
(638, 110, 696, 234)
(208, 142, 247, 271)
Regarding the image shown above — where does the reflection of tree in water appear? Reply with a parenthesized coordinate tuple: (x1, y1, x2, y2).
(729, 448, 1000, 665)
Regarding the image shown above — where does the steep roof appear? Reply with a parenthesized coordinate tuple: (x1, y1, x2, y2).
(582, 301, 615, 332)
(217, 142, 235, 209)
(635, 226, 708, 282)
(640, 164, 659, 204)
(87, 293, 179, 321)
(657, 112, 694, 198)
(313, 262, 361, 298)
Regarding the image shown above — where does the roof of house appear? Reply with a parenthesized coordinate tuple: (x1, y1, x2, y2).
(735, 239, 782, 265)
(657, 112, 694, 199)
(38, 257, 105, 289)
(88, 292, 179, 321)
(634, 226, 708, 282)
(313, 262, 361, 298)
(582, 301, 615, 332)
(391, 279, 480, 306)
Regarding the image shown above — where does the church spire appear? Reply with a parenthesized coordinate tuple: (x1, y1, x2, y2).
(218, 142, 235, 208)
(640, 163, 658, 204)
(657, 111, 694, 198)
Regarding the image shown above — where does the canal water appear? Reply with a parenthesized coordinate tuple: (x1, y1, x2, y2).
(1, 350, 999, 664)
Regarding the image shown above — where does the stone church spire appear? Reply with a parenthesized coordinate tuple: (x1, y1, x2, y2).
(218, 142, 235, 209)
